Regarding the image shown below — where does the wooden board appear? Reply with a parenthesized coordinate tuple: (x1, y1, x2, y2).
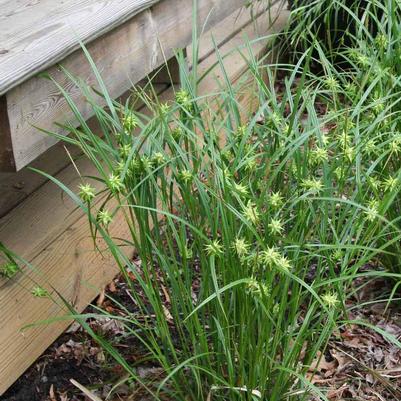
(0, 2, 259, 217)
(0, 0, 159, 95)
(1, 0, 248, 171)
(0, 8, 289, 395)
(0, 82, 170, 219)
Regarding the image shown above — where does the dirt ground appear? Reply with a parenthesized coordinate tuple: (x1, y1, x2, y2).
(1, 266, 401, 401)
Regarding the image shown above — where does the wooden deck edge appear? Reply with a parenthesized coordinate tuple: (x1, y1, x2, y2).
(2, 0, 248, 172)
(0, 3, 271, 219)
(0, 9, 289, 395)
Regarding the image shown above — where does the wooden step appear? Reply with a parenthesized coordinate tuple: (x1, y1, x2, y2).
(0, 5, 289, 395)
(0, 0, 249, 171)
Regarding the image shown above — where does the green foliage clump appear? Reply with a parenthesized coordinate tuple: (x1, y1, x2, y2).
(28, 1, 401, 399)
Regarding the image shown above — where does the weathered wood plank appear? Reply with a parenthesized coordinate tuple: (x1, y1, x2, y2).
(0, 82, 169, 218)
(0, 0, 159, 95)
(0, 8, 288, 395)
(0, 2, 259, 217)
(0, 96, 14, 171)
(2, 0, 248, 171)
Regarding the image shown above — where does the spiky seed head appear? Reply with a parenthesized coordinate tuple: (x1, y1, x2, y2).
(269, 191, 283, 209)
(369, 176, 380, 190)
(152, 152, 166, 167)
(365, 139, 378, 155)
(277, 256, 291, 273)
(31, 286, 49, 298)
(182, 246, 193, 260)
(122, 112, 138, 132)
(365, 199, 379, 222)
(337, 130, 352, 149)
(325, 77, 339, 91)
(375, 33, 388, 49)
(245, 158, 257, 172)
(140, 156, 154, 171)
(301, 178, 323, 194)
(235, 125, 247, 139)
(232, 237, 250, 258)
(78, 183, 96, 203)
(179, 169, 193, 184)
(383, 176, 398, 192)
(160, 103, 170, 116)
(171, 127, 183, 142)
(108, 173, 125, 193)
(247, 278, 270, 298)
(233, 182, 249, 197)
(205, 240, 224, 257)
(310, 146, 328, 165)
(243, 201, 260, 225)
(268, 218, 284, 235)
(97, 209, 113, 227)
(119, 144, 132, 159)
(260, 247, 280, 267)
(0, 262, 19, 279)
(343, 146, 355, 162)
(322, 291, 339, 309)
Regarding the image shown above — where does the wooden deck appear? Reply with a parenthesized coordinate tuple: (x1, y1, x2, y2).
(0, 0, 289, 395)
(0, 0, 248, 171)
(0, 0, 159, 94)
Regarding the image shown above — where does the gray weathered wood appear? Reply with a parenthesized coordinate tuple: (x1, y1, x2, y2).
(0, 0, 159, 95)
(1, 0, 248, 171)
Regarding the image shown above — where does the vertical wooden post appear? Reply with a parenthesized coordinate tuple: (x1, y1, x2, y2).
(0, 96, 15, 172)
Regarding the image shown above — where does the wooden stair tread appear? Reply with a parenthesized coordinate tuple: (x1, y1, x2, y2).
(0, 0, 159, 95)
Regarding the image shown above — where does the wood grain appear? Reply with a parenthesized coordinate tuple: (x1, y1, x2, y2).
(3, 0, 247, 171)
(0, 96, 14, 171)
(0, 0, 159, 95)
(0, 8, 288, 395)
(0, 82, 168, 218)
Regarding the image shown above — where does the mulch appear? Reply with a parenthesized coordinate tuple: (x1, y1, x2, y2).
(2, 267, 401, 401)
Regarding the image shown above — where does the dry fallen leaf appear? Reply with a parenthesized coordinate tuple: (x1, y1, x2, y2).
(70, 379, 104, 401)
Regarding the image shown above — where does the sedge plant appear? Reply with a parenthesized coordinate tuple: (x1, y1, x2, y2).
(8, 1, 401, 400)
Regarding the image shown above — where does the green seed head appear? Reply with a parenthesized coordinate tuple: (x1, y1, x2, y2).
(97, 209, 113, 227)
(383, 176, 398, 192)
(375, 33, 388, 50)
(182, 246, 193, 260)
(119, 144, 132, 159)
(343, 146, 355, 162)
(301, 178, 323, 194)
(233, 182, 249, 198)
(171, 127, 183, 142)
(277, 256, 291, 273)
(235, 125, 247, 139)
(205, 240, 224, 257)
(310, 146, 328, 165)
(179, 169, 193, 184)
(160, 103, 170, 116)
(0, 262, 19, 279)
(108, 173, 125, 193)
(78, 183, 96, 203)
(269, 191, 283, 209)
(31, 286, 49, 298)
(232, 237, 250, 258)
(321, 291, 339, 309)
(365, 199, 379, 222)
(260, 247, 280, 267)
(247, 278, 270, 298)
(268, 218, 284, 235)
(243, 201, 260, 225)
(325, 77, 339, 91)
(152, 152, 166, 167)
(122, 112, 138, 132)
(364, 139, 378, 155)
